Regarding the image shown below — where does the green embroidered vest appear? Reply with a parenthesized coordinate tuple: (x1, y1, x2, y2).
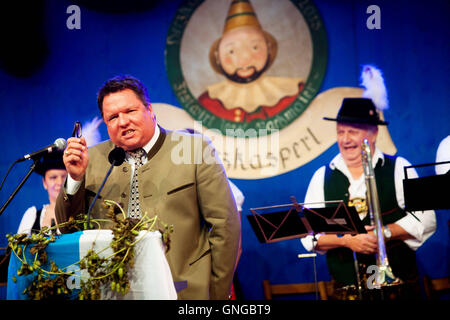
(323, 155, 418, 286)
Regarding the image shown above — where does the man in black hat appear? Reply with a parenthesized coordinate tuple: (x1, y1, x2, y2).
(17, 150, 67, 235)
(300, 97, 436, 299)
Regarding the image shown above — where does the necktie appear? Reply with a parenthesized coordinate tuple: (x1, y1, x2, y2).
(127, 148, 146, 219)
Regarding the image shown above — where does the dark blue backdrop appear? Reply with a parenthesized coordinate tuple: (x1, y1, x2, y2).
(0, 0, 448, 300)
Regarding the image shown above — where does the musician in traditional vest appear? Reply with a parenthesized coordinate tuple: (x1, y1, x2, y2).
(300, 67, 436, 299)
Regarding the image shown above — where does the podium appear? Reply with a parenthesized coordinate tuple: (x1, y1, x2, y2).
(247, 197, 366, 243)
(403, 161, 450, 211)
(7, 230, 177, 300)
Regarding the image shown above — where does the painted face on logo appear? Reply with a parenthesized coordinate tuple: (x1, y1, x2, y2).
(102, 89, 156, 151)
(218, 26, 270, 83)
(337, 122, 378, 168)
(43, 169, 67, 203)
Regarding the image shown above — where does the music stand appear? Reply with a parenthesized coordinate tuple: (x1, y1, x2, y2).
(247, 197, 366, 244)
(403, 161, 450, 211)
(247, 196, 365, 300)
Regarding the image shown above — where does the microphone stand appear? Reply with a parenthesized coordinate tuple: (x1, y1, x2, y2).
(0, 158, 39, 217)
(85, 160, 116, 230)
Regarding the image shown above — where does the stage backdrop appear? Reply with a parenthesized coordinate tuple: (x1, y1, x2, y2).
(0, 0, 448, 300)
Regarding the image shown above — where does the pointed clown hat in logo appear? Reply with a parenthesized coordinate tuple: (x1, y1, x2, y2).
(209, 0, 278, 75)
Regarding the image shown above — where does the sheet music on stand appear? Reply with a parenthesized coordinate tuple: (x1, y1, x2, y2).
(247, 196, 366, 244)
(403, 161, 450, 211)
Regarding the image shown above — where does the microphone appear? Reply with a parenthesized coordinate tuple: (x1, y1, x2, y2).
(17, 138, 67, 162)
(86, 147, 126, 229)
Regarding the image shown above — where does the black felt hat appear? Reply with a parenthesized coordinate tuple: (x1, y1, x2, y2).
(34, 150, 66, 176)
(323, 97, 388, 126)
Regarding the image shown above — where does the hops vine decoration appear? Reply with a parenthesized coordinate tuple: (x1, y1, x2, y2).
(7, 200, 173, 300)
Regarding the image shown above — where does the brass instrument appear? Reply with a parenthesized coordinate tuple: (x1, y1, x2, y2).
(361, 139, 400, 288)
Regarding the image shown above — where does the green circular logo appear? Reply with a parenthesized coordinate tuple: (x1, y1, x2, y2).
(165, 0, 328, 137)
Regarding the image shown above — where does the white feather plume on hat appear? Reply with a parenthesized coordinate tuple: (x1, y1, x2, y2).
(360, 65, 389, 111)
(82, 116, 103, 148)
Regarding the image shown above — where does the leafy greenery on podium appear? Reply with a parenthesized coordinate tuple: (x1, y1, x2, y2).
(7, 200, 173, 300)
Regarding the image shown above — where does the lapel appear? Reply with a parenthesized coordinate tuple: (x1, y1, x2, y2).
(147, 125, 166, 161)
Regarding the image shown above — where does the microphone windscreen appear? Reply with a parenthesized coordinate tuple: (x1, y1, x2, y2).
(54, 138, 67, 150)
(108, 147, 126, 166)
